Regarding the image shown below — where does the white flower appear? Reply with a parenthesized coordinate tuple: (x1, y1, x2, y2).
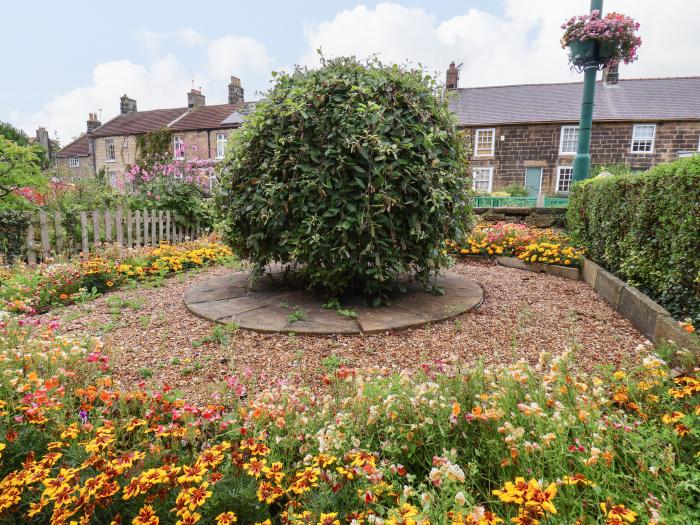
(454, 491, 466, 506)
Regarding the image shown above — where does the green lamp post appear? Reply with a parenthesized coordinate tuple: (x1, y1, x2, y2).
(572, 0, 604, 183)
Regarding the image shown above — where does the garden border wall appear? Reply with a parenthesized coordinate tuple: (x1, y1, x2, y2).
(492, 256, 698, 353)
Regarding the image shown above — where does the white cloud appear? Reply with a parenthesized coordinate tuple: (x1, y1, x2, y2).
(177, 28, 206, 47)
(300, 1, 700, 87)
(207, 36, 272, 81)
(15, 33, 272, 143)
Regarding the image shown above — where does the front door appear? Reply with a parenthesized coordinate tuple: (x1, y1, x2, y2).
(524, 167, 542, 197)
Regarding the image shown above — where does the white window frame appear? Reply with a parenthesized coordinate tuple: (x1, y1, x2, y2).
(472, 166, 493, 193)
(474, 128, 496, 157)
(216, 133, 226, 159)
(105, 139, 116, 162)
(555, 166, 574, 194)
(630, 124, 656, 153)
(559, 125, 579, 155)
(173, 136, 184, 160)
(108, 171, 117, 188)
(68, 156, 79, 168)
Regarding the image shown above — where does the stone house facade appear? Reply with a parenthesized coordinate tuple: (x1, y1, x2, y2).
(446, 63, 700, 196)
(56, 77, 253, 188)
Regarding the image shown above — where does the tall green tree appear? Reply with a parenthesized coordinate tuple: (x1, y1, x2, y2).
(0, 135, 46, 209)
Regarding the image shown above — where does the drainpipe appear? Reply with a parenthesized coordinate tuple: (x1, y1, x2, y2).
(572, 0, 604, 183)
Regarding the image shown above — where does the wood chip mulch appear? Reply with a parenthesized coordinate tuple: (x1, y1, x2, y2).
(42, 260, 648, 404)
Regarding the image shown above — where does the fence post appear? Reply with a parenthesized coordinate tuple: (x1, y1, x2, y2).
(143, 210, 149, 246)
(38, 210, 50, 260)
(53, 211, 63, 255)
(92, 210, 100, 249)
(158, 211, 164, 242)
(104, 209, 112, 242)
(115, 207, 124, 246)
(26, 215, 36, 265)
(151, 210, 158, 245)
(135, 210, 142, 247)
(126, 209, 133, 248)
(165, 211, 171, 242)
(80, 211, 89, 254)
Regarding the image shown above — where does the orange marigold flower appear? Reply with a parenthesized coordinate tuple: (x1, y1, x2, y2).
(216, 511, 238, 525)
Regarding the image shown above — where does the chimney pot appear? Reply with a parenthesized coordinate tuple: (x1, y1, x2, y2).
(228, 76, 244, 105)
(602, 63, 619, 86)
(120, 94, 137, 114)
(187, 88, 206, 109)
(446, 61, 460, 90)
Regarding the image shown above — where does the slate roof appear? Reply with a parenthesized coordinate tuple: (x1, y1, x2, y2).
(448, 77, 700, 126)
(90, 107, 187, 138)
(56, 134, 90, 157)
(168, 104, 242, 131)
(87, 101, 259, 138)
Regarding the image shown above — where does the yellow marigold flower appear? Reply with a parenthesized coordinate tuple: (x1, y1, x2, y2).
(318, 512, 341, 525)
(132, 504, 159, 525)
(600, 503, 637, 523)
(216, 512, 238, 525)
(661, 411, 685, 424)
(176, 510, 201, 525)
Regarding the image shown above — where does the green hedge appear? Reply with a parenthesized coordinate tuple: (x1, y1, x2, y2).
(0, 209, 30, 264)
(567, 156, 700, 324)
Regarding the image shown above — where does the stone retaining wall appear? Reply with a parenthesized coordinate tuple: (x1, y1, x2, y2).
(475, 207, 567, 228)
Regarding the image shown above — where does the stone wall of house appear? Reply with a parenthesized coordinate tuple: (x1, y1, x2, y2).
(172, 128, 233, 160)
(56, 157, 95, 180)
(93, 135, 139, 186)
(465, 120, 700, 194)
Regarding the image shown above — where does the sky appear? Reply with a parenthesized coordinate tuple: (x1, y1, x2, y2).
(3, 0, 699, 145)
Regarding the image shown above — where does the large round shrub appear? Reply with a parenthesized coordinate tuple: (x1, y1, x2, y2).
(217, 57, 471, 302)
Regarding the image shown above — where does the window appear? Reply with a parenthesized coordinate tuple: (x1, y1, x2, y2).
(559, 126, 579, 155)
(108, 171, 117, 188)
(556, 166, 574, 194)
(631, 124, 655, 153)
(474, 128, 495, 156)
(105, 139, 116, 162)
(68, 156, 79, 168)
(173, 136, 184, 159)
(208, 175, 218, 192)
(216, 133, 227, 159)
(472, 167, 493, 192)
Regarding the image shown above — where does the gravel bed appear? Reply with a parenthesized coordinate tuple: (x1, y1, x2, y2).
(43, 260, 648, 404)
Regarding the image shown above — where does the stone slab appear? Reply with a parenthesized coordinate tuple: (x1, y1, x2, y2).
(618, 286, 670, 339)
(581, 258, 601, 289)
(184, 269, 483, 335)
(495, 256, 579, 280)
(594, 270, 626, 308)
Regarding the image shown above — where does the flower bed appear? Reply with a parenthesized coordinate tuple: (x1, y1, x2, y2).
(447, 222, 585, 268)
(0, 320, 697, 524)
(0, 239, 234, 315)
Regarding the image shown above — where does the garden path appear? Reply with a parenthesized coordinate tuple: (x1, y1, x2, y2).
(42, 260, 648, 403)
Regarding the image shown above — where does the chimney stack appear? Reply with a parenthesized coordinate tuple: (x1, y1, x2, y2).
(120, 94, 137, 115)
(86, 113, 101, 133)
(187, 88, 206, 109)
(228, 76, 244, 105)
(446, 62, 460, 90)
(602, 63, 619, 86)
(36, 127, 50, 152)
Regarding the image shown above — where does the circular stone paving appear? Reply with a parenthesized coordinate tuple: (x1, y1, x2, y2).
(184, 269, 483, 335)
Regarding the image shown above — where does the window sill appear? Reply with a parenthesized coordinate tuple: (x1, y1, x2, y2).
(558, 152, 576, 156)
(105, 160, 116, 163)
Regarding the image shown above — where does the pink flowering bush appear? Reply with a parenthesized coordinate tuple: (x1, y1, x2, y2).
(561, 10, 641, 67)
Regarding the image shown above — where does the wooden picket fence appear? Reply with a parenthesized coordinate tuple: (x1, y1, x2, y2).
(24, 207, 204, 265)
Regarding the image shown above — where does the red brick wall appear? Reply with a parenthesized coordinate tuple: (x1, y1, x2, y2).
(464, 121, 700, 194)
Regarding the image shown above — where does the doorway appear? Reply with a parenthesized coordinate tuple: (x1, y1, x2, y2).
(524, 167, 542, 197)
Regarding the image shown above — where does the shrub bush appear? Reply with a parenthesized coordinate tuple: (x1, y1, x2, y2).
(502, 183, 529, 197)
(0, 209, 30, 264)
(217, 56, 471, 303)
(567, 157, 700, 323)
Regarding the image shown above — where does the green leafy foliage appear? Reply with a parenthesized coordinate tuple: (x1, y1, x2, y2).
(502, 183, 529, 197)
(218, 56, 472, 302)
(0, 135, 46, 209)
(567, 157, 700, 323)
(0, 209, 30, 263)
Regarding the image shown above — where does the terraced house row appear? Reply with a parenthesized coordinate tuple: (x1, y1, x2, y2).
(56, 65, 700, 196)
(55, 76, 255, 186)
(446, 62, 700, 196)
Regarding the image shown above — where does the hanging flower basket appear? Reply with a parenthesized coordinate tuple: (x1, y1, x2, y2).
(561, 10, 641, 72)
